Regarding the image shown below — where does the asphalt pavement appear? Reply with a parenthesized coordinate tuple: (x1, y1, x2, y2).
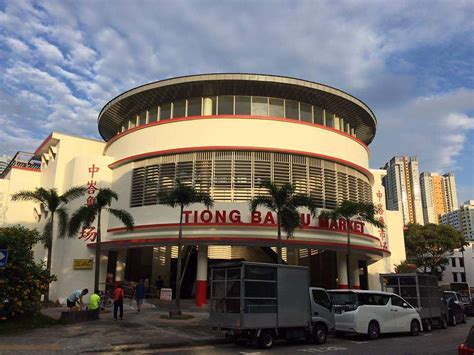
(139, 318, 473, 355)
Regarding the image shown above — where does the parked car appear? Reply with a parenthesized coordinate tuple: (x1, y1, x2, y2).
(328, 289, 422, 340)
(458, 326, 474, 355)
(209, 262, 335, 349)
(444, 291, 467, 325)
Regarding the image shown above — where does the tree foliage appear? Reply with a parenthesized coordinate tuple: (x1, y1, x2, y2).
(249, 179, 316, 264)
(404, 223, 467, 275)
(0, 226, 56, 319)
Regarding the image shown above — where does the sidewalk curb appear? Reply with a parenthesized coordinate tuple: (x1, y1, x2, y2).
(82, 338, 229, 353)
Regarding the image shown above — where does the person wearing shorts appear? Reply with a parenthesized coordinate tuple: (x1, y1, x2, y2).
(135, 279, 145, 313)
(67, 289, 88, 311)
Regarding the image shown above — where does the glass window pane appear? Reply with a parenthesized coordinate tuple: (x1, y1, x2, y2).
(148, 107, 158, 123)
(269, 98, 284, 117)
(252, 97, 268, 116)
(325, 111, 334, 128)
(235, 96, 251, 115)
(300, 103, 312, 122)
(187, 97, 202, 116)
(138, 110, 147, 125)
(218, 96, 234, 115)
(129, 116, 136, 128)
(285, 100, 299, 119)
(173, 100, 186, 118)
(314, 107, 324, 125)
(160, 103, 171, 120)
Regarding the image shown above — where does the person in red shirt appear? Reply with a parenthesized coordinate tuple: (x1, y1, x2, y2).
(113, 283, 125, 320)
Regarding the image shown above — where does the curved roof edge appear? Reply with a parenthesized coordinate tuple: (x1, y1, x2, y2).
(98, 73, 377, 144)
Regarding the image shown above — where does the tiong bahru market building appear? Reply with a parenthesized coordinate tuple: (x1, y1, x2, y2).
(0, 74, 406, 306)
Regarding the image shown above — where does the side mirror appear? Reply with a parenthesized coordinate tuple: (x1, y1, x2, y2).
(402, 302, 409, 308)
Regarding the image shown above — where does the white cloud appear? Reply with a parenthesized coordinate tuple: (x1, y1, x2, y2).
(31, 37, 64, 62)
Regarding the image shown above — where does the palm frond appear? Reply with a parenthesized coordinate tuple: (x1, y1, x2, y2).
(60, 186, 87, 203)
(249, 196, 275, 212)
(280, 207, 301, 239)
(194, 192, 214, 209)
(96, 188, 118, 208)
(41, 217, 53, 248)
(108, 208, 135, 231)
(68, 206, 97, 237)
(56, 207, 69, 238)
(290, 194, 317, 216)
(11, 190, 45, 203)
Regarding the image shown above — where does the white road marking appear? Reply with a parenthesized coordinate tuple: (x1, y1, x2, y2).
(351, 341, 369, 344)
(298, 346, 348, 352)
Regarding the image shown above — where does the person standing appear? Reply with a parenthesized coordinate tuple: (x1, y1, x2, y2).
(155, 275, 164, 298)
(67, 289, 88, 311)
(113, 283, 125, 320)
(89, 289, 101, 318)
(135, 279, 145, 313)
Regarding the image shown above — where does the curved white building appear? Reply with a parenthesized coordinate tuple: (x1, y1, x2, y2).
(0, 74, 406, 304)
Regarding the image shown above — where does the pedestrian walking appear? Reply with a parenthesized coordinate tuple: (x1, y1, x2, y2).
(113, 283, 125, 320)
(135, 279, 145, 313)
(67, 288, 88, 311)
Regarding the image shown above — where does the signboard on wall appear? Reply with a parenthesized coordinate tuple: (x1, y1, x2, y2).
(160, 288, 173, 301)
(73, 259, 93, 270)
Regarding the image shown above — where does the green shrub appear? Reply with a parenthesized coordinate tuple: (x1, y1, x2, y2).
(0, 226, 56, 319)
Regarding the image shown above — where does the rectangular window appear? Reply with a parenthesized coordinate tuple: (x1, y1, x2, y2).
(160, 103, 171, 120)
(453, 272, 458, 282)
(148, 107, 158, 123)
(173, 100, 186, 118)
(285, 100, 299, 120)
(138, 110, 147, 126)
(300, 103, 312, 122)
(451, 258, 457, 267)
(129, 116, 137, 128)
(459, 257, 464, 267)
(187, 97, 202, 116)
(235, 96, 251, 115)
(269, 98, 284, 117)
(314, 106, 324, 125)
(218, 96, 234, 115)
(252, 97, 268, 116)
(461, 272, 466, 282)
(325, 111, 334, 128)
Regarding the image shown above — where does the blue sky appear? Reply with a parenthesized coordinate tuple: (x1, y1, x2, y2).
(0, 0, 473, 203)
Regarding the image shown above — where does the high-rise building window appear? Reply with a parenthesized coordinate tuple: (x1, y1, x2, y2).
(453, 272, 458, 282)
(451, 258, 456, 267)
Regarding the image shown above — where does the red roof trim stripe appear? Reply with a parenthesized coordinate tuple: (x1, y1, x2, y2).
(34, 133, 53, 156)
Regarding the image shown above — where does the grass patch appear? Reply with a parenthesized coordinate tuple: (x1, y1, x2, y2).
(160, 314, 194, 320)
(0, 313, 59, 334)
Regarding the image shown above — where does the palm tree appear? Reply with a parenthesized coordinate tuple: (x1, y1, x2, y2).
(68, 188, 134, 291)
(250, 180, 316, 264)
(319, 201, 384, 289)
(12, 186, 87, 301)
(159, 179, 213, 315)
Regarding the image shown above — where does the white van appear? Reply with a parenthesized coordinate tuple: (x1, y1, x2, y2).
(328, 290, 422, 340)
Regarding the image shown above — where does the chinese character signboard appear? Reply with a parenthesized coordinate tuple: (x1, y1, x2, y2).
(78, 164, 100, 242)
(375, 189, 388, 250)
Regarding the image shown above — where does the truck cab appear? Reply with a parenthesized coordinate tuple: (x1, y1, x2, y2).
(310, 287, 335, 335)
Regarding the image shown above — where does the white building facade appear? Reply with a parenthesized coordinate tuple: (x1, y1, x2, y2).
(0, 74, 406, 304)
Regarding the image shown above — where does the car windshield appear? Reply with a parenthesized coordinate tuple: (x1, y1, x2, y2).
(328, 292, 357, 306)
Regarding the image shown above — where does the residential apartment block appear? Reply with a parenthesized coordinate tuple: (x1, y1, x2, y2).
(420, 172, 458, 224)
(441, 200, 474, 240)
(382, 156, 424, 225)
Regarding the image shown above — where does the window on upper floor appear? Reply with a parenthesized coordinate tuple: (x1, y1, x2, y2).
(451, 258, 457, 267)
(187, 97, 202, 116)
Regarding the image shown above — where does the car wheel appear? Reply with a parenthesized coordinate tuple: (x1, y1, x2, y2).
(367, 321, 380, 340)
(462, 314, 467, 324)
(313, 323, 328, 345)
(440, 316, 448, 329)
(410, 320, 421, 336)
(423, 319, 432, 332)
(257, 330, 274, 349)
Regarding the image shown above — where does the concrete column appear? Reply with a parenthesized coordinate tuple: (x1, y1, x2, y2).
(203, 97, 214, 116)
(196, 245, 208, 307)
(115, 249, 127, 282)
(337, 252, 348, 289)
(351, 257, 360, 289)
